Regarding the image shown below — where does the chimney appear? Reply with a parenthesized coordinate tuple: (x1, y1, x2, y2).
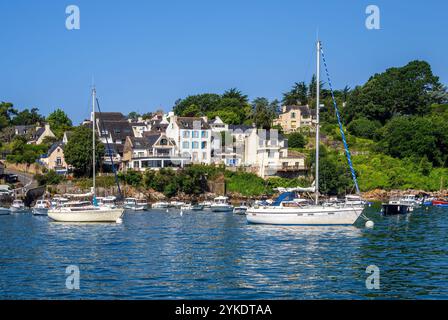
(282, 106, 287, 113)
(45, 124, 51, 131)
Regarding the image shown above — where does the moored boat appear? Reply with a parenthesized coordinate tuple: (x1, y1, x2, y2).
(0, 207, 10, 215)
(123, 198, 145, 211)
(10, 200, 26, 213)
(433, 199, 448, 207)
(233, 202, 249, 215)
(152, 201, 170, 209)
(381, 199, 413, 215)
(210, 196, 233, 212)
(47, 87, 124, 223)
(32, 200, 51, 216)
(246, 41, 365, 226)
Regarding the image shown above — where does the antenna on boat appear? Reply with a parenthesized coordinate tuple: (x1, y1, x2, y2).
(315, 40, 321, 205)
(92, 84, 96, 199)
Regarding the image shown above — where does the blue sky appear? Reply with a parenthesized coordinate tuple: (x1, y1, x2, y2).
(0, 0, 446, 123)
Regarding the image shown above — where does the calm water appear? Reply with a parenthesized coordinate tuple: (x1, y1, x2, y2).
(0, 206, 447, 300)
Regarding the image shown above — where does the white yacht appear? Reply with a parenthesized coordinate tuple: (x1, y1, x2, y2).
(48, 87, 124, 223)
(10, 200, 26, 213)
(246, 41, 365, 226)
(32, 200, 51, 216)
(210, 196, 234, 212)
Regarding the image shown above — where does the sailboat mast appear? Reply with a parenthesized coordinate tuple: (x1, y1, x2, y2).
(315, 40, 320, 205)
(92, 87, 96, 196)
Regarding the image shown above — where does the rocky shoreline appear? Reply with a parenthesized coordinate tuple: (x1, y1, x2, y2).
(47, 183, 448, 204)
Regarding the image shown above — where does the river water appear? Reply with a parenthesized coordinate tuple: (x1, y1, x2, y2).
(0, 205, 447, 299)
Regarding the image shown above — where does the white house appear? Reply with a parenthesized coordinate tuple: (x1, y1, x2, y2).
(123, 133, 190, 171)
(166, 116, 212, 165)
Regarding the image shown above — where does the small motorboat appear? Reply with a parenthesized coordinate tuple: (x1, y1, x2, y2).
(210, 196, 234, 212)
(233, 202, 249, 215)
(382, 199, 413, 215)
(191, 204, 204, 211)
(32, 200, 51, 216)
(169, 201, 185, 209)
(180, 204, 193, 211)
(10, 200, 26, 213)
(97, 196, 118, 209)
(199, 201, 212, 209)
(0, 207, 11, 215)
(152, 201, 170, 209)
(123, 198, 145, 211)
(433, 199, 448, 207)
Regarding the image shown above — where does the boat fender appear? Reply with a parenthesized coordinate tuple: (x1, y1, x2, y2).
(116, 218, 123, 224)
(365, 220, 374, 228)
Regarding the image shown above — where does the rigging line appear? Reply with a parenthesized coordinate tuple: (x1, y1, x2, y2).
(319, 43, 360, 194)
(95, 97, 124, 199)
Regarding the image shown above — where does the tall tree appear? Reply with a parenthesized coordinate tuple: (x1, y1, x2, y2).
(251, 97, 276, 129)
(64, 126, 105, 177)
(282, 82, 308, 106)
(11, 108, 45, 126)
(0, 102, 17, 130)
(47, 109, 73, 138)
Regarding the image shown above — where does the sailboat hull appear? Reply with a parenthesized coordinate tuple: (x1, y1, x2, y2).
(48, 208, 124, 223)
(246, 206, 364, 225)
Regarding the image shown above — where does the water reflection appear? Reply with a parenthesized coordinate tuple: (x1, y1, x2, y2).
(0, 206, 447, 299)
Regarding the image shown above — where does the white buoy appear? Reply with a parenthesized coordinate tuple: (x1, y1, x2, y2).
(365, 220, 374, 228)
(166, 209, 169, 213)
(116, 218, 123, 224)
(180, 210, 183, 217)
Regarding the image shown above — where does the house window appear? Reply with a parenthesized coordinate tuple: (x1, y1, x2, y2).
(192, 142, 199, 149)
(291, 112, 296, 119)
(202, 152, 207, 160)
(182, 141, 189, 149)
(160, 138, 168, 146)
(193, 131, 199, 138)
(183, 131, 190, 138)
(192, 152, 198, 161)
(201, 141, 207, 149)
(114, 129, 121, 134)
(133, 161, 140, 168)
(201, 131, 208, 138)
(56, 157, 62, 166)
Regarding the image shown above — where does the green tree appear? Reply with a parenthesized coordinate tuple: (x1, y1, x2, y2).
(288, 132, 307, 148)
(347, 118, 382, 139)
(345, 60, 442, 123)
(47, 109, 73, 139)
(181, 104, 202, 117)
(64, 126, 104, 177)
(251, 97, 276, 129)
(282, 82, 308, 106)
(11, 108, 45, 126)
(0, 102, 17, 129)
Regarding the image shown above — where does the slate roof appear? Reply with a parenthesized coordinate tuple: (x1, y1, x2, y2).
(93, 112, 127, 121)
(176, 117, 210, 130)
(14, 125, 35, 135)
(47, 141, 64, 155)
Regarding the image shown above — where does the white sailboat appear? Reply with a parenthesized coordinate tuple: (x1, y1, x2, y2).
(48, 87, 124, 223)
(246, 41, 365, 226)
